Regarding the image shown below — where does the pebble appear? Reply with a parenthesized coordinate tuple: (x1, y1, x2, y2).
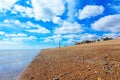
(82, 77, 87, 80)
(95, 71, 98, 74)
(88, 67, 91, 71)
(53, 77, 59, 80)
(105, 66, 110, 72)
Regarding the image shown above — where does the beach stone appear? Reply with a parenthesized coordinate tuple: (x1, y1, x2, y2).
(95, 71, 98, 74)
(82, 77, 87, 80)
(53, 77, 59, 80)
(88, 67, 91, 71)
(30, 76, 34, 80)
(105, 66, 110, 72)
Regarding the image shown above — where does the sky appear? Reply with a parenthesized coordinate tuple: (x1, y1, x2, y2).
(0, 0, 120, 49)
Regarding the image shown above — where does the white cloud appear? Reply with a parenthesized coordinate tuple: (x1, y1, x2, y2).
(78, 5, 104, 20)
(91, 14, 120, 32)
(54, 21, 82, 34)
(14, 20, 21, 25)
(66, 0, 78, 21)
(26, 0, 31, 5)
(11, 36, 37, 41)
(63, 34, 78, 38)
(102, 33, 119, 39)
(1, 32, 37, 42)
(5, 33, 27, 37)
(0, 31, 5, 35)
(44, 34, 62, 43)
(0, 19, 24, 29)
(0, 0, 18, 12)
(66, 38, 75, 43)
(24, 21, 35, 28)
(3, 19, 21, 25)
(26, 26, 50, 34)
(44, 33, 99, 43)
(12, 5, 34, 18)
(53, 34, 62, 42)
(31, 0, 65, 22)
(44, 34, 81, 43)
(1, 19, 50, 34)
(0, 37, 38, 49)
(80, 33, 99, 41)
(0, 39, 19, 45)
(52, 17, 63, 24)
(63, 34, 80, 43)
(44, 38, 52, 42)
(108, 0, 120, 13)
(0, 34, 37, 45)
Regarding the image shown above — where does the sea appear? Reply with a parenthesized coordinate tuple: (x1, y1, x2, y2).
(0, 50, 40, 80)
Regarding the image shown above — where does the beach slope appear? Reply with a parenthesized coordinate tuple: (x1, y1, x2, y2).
(19, 39, 120, 80)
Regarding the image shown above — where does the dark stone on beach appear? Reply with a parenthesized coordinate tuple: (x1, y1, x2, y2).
(82, 77, 87, 80)
(30, 77, 34, 80)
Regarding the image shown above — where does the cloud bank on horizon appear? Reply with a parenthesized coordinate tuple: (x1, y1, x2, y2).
(0, 0, 120, 49)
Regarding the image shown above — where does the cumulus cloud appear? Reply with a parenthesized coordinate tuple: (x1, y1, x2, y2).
(26, 0, 31, 5)
(62, 34, 79, 39)
(66, 38, 76, 43)
(54, 21, 82, 34)
(0, 33, 37, 48)
(44, 34, 80, 43)
(0, 35, 37, 49)
(12, 5, 34, 18)
(78, 5, 104, 20)
(5, 33, 27, 37)
(0, 0, 17, 12)
(0, 31, 5, 35)
(1, 33, 37, 44)
(1, 19, 50, 34)
(26, 26, 50, 34)
(91, 14, 120, 32)
(66, 0, 78, 21)
(44, 33, 99, 43)
(63, 34, 80, 43)
(31, 0, 65, 22)
(108, 0, 120, 13)
(79, 33, 99, 41)
(25, 21, 50, 34)
(2, 19, 20, 27)
(102, 33, 120, 39)
(52, 17, 63, 24)
(44, 34, 62, 43)
(3, 32, 37, 42)
(62, 33, 99, 43)
(44, 38, 52, 42)
(3, 19, 21, 24)
(11, 36, 37, 41)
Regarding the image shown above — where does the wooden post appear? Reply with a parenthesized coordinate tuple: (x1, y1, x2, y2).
(59, 41, 60, 48)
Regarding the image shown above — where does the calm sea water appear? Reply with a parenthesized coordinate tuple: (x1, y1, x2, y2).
(0, 50, 40, 80)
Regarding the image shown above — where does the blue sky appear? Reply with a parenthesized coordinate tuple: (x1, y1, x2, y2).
(0, 0, 120, 49)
